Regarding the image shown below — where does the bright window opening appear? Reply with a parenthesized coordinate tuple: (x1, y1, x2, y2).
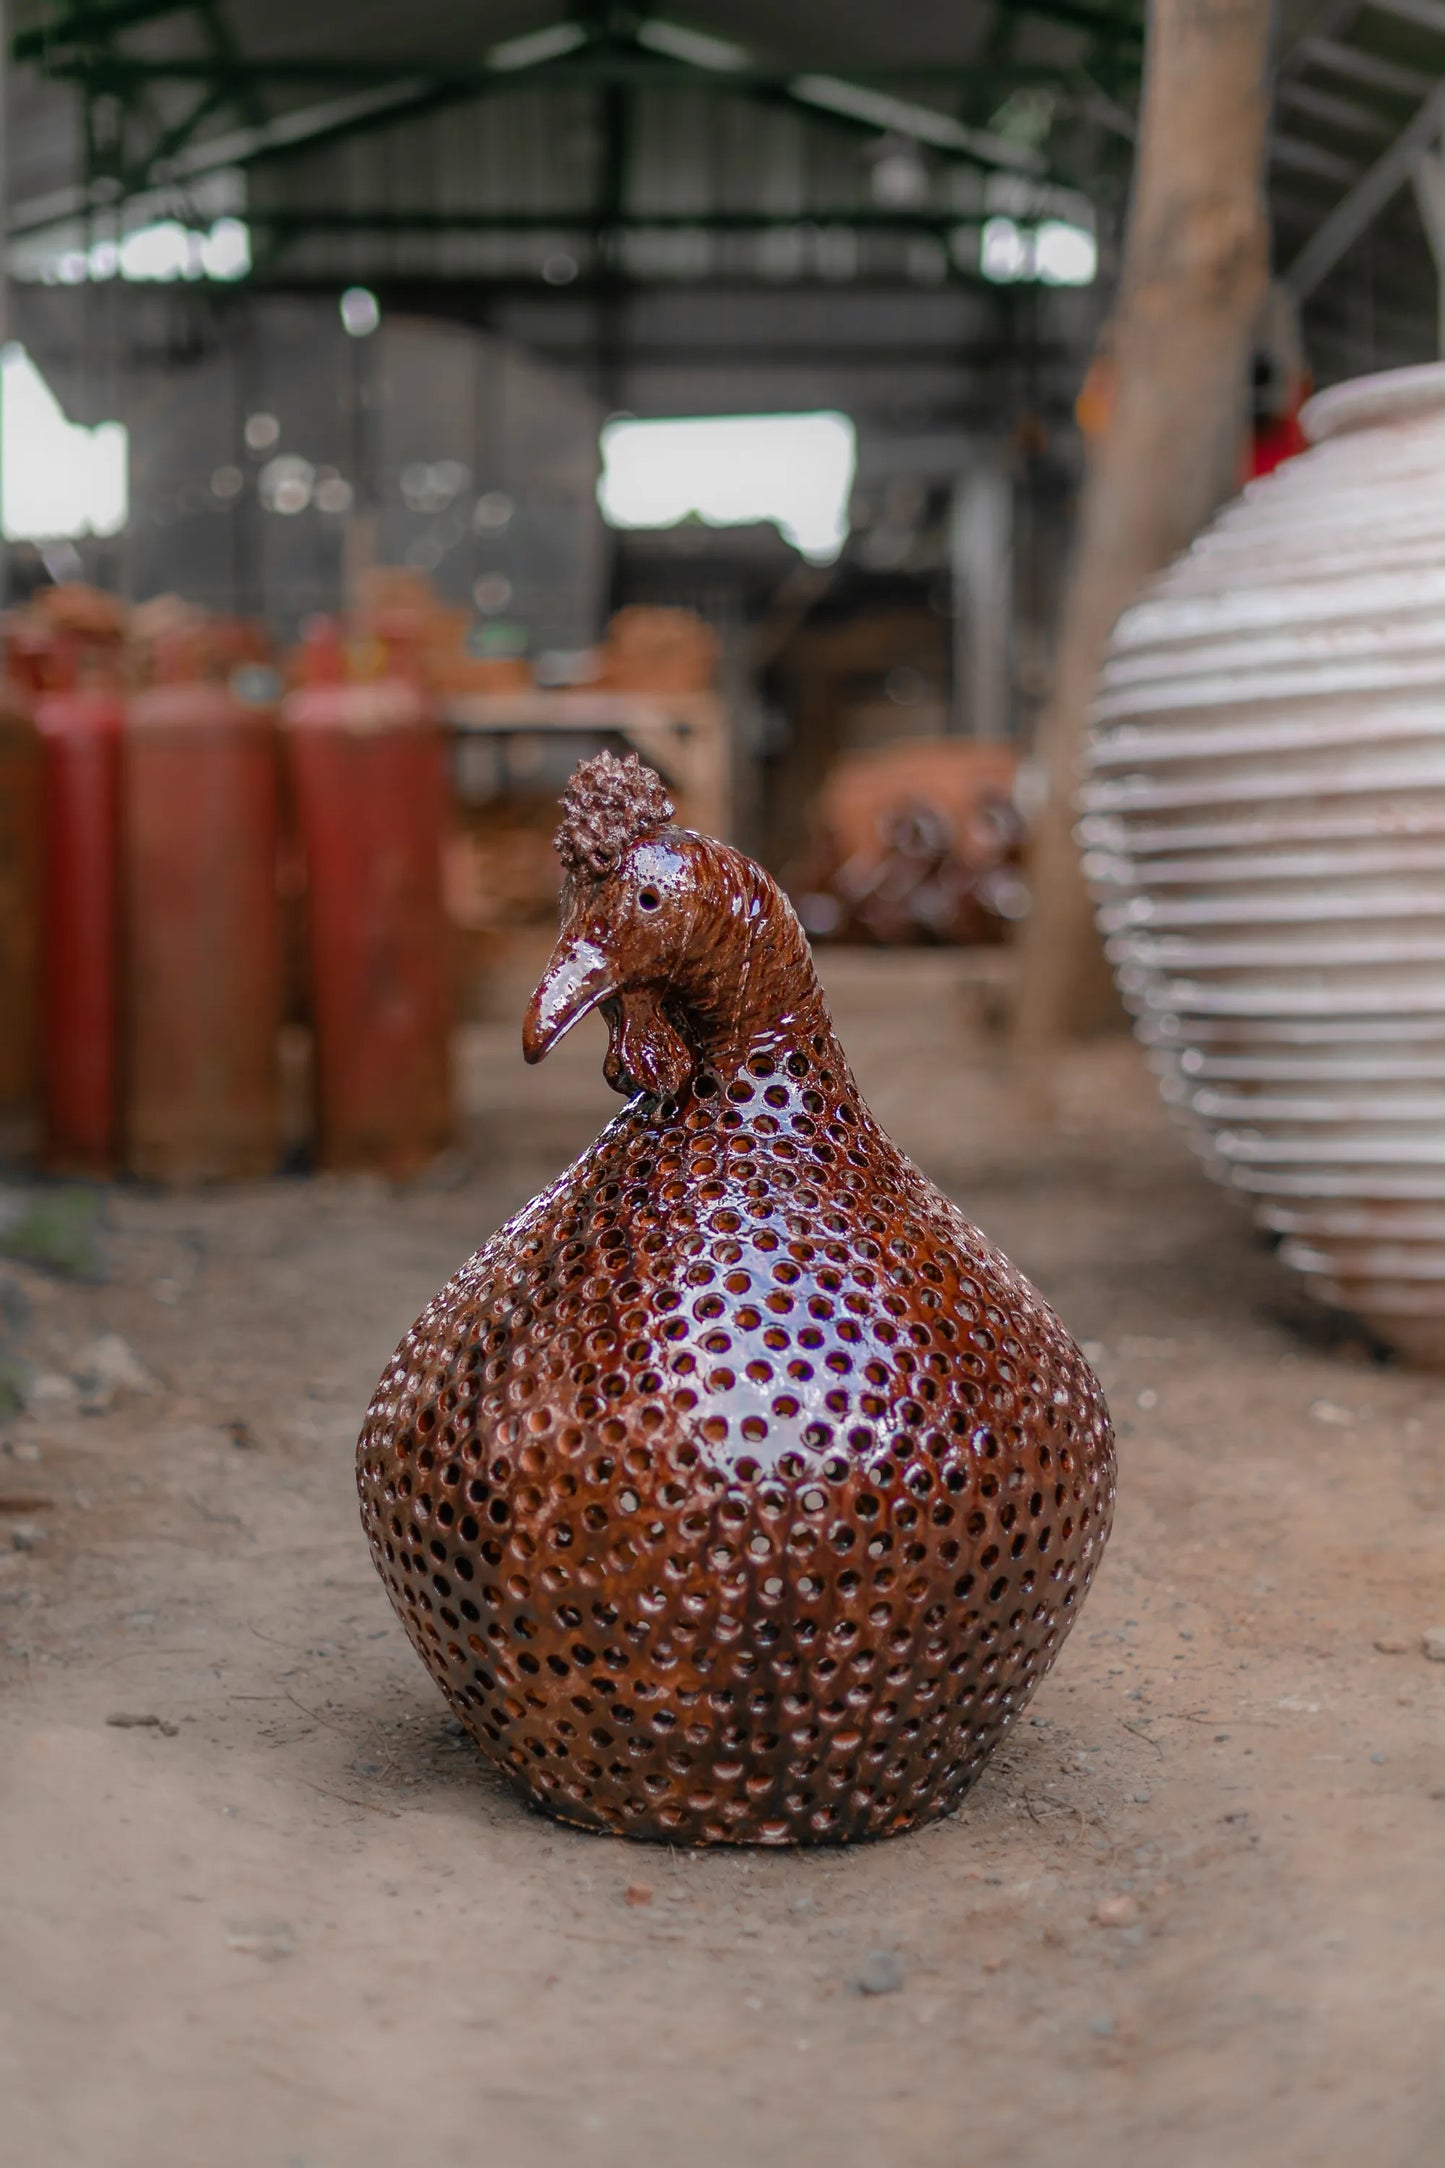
(14, 214, 251, 284)
(1035, 219, 1098, 287)
(980, 214, 1097, 287)
(598, 411, 857, 563)
(11, 171, 251, 286)
(1, 345, 129, 540)
(981, 215, 1033, 284)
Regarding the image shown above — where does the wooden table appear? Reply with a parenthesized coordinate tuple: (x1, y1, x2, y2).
(444, 688, 731, 839)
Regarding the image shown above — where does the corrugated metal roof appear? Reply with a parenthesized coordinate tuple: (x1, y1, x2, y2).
(12, 0, 1034, 75)
(5, 2, 1122, 232)
(5, 2, 1442, 385)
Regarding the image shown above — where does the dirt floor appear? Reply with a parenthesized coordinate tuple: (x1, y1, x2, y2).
(3, 948, 1444, 2168)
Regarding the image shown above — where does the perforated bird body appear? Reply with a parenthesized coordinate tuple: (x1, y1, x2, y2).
(358, 753, 1115, 1845)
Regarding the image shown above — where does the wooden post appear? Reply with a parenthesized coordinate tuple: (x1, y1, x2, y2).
(1011, 0, 1272, 1080)
(950, 459, 1014, 741)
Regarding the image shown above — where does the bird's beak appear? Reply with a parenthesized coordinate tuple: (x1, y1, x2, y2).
(522, 934, 618, 1064)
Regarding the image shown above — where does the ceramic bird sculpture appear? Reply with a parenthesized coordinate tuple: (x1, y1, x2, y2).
(358, 752, 1115, 1845)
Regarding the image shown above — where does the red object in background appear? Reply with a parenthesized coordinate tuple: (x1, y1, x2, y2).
(283, 652, 453, 1177)
(31, 679, 125, 1177)
(0, 679, 42, 1146)
(124, 652, 284, 1182)
(1247, 410, 1310, 481)
(790, 739, 1027, 947)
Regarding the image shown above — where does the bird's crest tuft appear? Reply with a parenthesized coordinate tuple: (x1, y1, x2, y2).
(554, 750, 675, 879)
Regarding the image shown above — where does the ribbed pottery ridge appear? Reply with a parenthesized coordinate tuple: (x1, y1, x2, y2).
(1083, 362, 1445, 1368)
(1302, 360, 1445, 445)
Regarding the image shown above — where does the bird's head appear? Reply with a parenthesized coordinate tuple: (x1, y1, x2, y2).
(524, 749, 826, 1098)
(522, 751, 709, 1096)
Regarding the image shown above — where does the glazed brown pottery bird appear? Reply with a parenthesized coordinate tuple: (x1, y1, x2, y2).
(358, 752, 1115, 1845)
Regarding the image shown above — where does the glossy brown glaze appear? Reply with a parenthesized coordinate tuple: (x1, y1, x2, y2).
(358, 752, 1115, 1845)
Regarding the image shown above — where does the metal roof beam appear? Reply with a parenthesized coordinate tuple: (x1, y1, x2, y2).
(1275, 0, 1360, 77)
(8, 74, 436, 230)
(12, 0, 192, 61)
(195, 0, 267, 135)
(135, 79, 230, 178)
(11, 6, 1103, 234)
(1365, 0, 1445, 33)
(1270, 134, 1362, 181)
(39, 55, 535, 82)
(35, 52, 1116, 88)
(128, 75, 437, 172)
(1277, 79, 1403, 137)
(246, 207, 1046, 234)
(1285, 75, 1445, 297)
(784, 72, 1044, 172)
(1296, 35, 1434, 98)
(18, 68, 1074, 228)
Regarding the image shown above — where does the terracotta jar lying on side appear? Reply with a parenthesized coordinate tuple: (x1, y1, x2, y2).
(1083, 362, 1445, 1368)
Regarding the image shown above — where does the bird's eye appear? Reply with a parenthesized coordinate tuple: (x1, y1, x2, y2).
(638, 886, 662, 912)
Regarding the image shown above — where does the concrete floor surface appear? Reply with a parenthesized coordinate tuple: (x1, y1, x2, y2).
(3, 953, 1443, 2167)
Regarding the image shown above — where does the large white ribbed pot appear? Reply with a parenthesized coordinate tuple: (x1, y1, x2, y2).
(1082, 362, 1445, 1368)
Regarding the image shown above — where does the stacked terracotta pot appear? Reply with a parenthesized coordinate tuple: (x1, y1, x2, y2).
(1082, 363, 1445, 1367)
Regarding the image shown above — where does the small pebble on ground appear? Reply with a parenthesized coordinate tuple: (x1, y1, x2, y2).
(1092, 1896, 1141, 1929)
(856, 1950, 904, 1996)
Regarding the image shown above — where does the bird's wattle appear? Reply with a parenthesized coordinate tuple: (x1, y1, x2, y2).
(600, 990, 693, 1099)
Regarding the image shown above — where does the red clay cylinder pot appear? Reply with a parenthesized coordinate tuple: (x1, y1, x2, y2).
(283, 665, 453, 1178)
(0, 677, 42, 1152)
(34, 683, 124, 1177)
(124, 664, 284, 1183)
